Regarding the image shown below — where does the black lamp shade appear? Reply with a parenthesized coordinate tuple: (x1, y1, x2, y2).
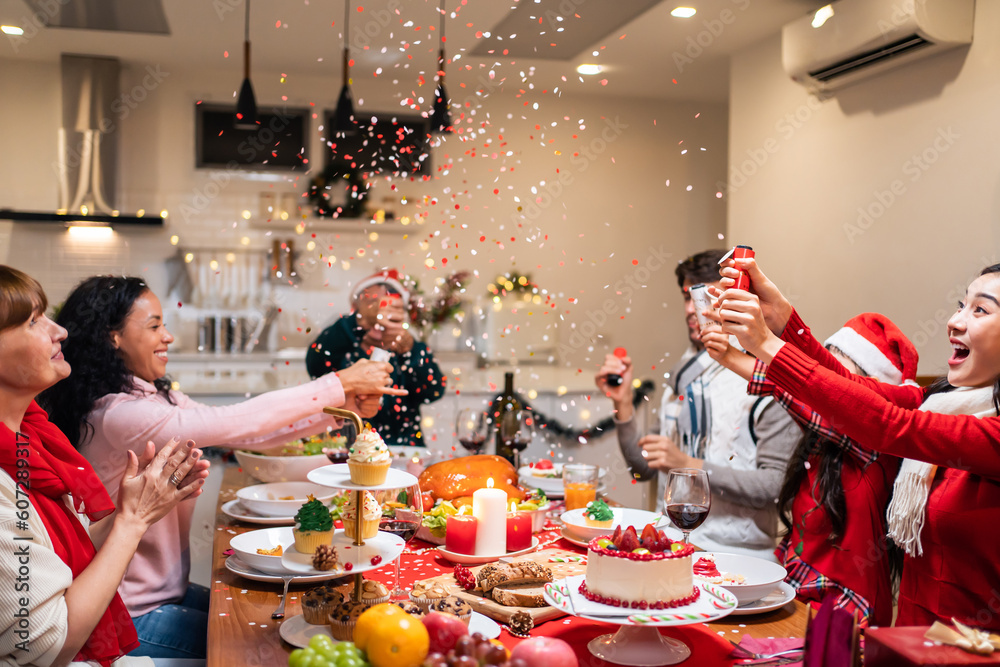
(431, 83, 452, 133)
(333, 84, 358, 136)
(235, 78, 258, 129)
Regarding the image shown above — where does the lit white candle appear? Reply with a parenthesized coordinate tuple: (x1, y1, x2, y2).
(472, 477, 508, 556)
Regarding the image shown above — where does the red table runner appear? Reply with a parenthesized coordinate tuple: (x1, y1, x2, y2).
(358, 519, 741, 666)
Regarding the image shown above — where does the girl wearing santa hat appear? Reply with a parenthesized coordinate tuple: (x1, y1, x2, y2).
(702, 314, 917, 627)
(714, 256, 1000, 630)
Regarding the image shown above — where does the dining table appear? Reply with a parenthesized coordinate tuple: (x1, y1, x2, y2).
(207, 461, 810, 666)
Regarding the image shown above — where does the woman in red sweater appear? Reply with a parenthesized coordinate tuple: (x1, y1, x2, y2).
(703, 314, 916, 628)
(713, 257, 1000, 630)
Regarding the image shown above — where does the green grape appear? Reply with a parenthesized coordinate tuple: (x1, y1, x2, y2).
(309, 635, 335, 652)
(288, 647, 323, 667)
(338, 656, 364, 667)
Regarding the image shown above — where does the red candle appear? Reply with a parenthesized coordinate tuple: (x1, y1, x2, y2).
(505, 506, 532, 552)
(445, 514, 478, 554)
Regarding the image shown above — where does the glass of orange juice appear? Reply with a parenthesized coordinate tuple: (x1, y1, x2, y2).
(563, 463, 599, 511)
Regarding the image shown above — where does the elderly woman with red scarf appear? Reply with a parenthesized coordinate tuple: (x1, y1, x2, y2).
(0, 265, 206, 667)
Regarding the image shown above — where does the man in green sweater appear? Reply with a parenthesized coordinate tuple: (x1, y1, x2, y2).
(306, 269, 446, 447)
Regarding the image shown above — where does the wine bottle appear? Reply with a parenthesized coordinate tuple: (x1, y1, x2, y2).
(493, 371, 521, 467)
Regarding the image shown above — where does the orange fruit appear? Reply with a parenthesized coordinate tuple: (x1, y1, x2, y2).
(365, 613, 430, 667)
(353, 603, 405, 652)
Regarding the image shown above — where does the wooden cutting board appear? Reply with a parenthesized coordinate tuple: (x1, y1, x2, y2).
(415, 548, 586, 625)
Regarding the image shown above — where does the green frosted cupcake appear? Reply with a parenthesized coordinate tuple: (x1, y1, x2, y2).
(584, 498, 614, 528)
(293, 494, 334, 554)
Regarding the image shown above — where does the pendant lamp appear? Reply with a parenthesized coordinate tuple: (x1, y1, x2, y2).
(431, 0, 452, 133)
(234, 0, 258, 129)
(333, 0, 358, 137)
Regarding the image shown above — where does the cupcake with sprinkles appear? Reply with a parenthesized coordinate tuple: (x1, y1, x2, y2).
(347, 425, 392, 485)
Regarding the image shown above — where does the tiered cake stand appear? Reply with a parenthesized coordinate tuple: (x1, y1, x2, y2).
(542, 576, 738, 666)
(282, 407, 417, 603)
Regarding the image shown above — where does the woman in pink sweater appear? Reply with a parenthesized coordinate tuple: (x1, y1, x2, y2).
(1, 265, 207, 666)
(39, 276, 407, 659)
(713, 256, 1000, 630)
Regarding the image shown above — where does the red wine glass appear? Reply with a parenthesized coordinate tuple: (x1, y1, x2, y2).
(455, 407, 490, 456)
(664, 468, 711, 545)
(378, 481, 422, 599)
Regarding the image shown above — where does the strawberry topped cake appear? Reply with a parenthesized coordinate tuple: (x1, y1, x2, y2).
(581, 524, 699, 609)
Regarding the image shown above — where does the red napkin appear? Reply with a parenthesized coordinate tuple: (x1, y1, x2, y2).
(731, 635, 804, 666)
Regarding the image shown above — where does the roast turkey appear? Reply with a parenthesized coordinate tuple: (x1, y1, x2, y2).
(418, 454, 525, 506)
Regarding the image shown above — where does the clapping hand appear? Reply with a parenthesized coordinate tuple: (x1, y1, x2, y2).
(118, 438, 207, 529)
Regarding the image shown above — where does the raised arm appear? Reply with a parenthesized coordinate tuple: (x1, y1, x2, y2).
(763, 343, 1000, 476)
(101, 374, 347, 454)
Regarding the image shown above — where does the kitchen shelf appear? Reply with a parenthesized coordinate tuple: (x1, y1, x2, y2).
(249, 216, 415, 235)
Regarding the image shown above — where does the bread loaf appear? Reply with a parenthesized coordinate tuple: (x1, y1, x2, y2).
(491, 583, 548, 608)
(476, 561, 552, 594)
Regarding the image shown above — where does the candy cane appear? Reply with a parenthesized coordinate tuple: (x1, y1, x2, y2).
(702, 583, 736, 608)
(629, 612, 714, 623)
(549, 556, 587, 563)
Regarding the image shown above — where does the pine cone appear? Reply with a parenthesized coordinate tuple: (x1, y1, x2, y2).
(508, 610, 533, 637)
(312, 544, 339, 571)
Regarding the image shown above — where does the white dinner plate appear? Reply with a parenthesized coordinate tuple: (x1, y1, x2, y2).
(224, 554, 348, 584)
(435, 537, 540, 565)
(544, 576, 737, 625)
(729, 581, 796, 615)
(279, 610, 501, 648)
(281, 529, 405, 576)
(694, 552, 787, 606)
(307, 463, 418, 491)
(221, 500, 295, 526)
(558, 527, 590, 549)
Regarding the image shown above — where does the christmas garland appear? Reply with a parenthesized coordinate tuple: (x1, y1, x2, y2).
(491, 379, 656, 442)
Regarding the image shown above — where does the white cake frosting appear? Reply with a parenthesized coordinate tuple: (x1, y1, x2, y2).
(582, 537, 698, 609)
(349, 428, 390, 465)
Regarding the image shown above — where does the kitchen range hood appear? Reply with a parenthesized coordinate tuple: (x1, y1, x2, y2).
(1, 54, 162, 228)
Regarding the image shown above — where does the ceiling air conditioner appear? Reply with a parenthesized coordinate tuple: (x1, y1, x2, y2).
(782, 0, 974, 94)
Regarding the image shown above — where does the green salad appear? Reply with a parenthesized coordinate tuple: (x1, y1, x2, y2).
(328, 493, 349, 521)
(421, 501, 459, 538)
(516, 488, 548, 510)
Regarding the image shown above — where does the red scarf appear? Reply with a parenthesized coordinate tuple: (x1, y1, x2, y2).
(0, 402, 139, 665)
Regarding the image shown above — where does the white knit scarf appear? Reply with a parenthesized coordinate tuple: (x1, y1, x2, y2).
(886, 385, 996, 557)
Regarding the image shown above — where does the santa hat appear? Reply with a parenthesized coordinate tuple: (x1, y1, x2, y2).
(823, 313, 918, 386)
(351, 268, 410, 306)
